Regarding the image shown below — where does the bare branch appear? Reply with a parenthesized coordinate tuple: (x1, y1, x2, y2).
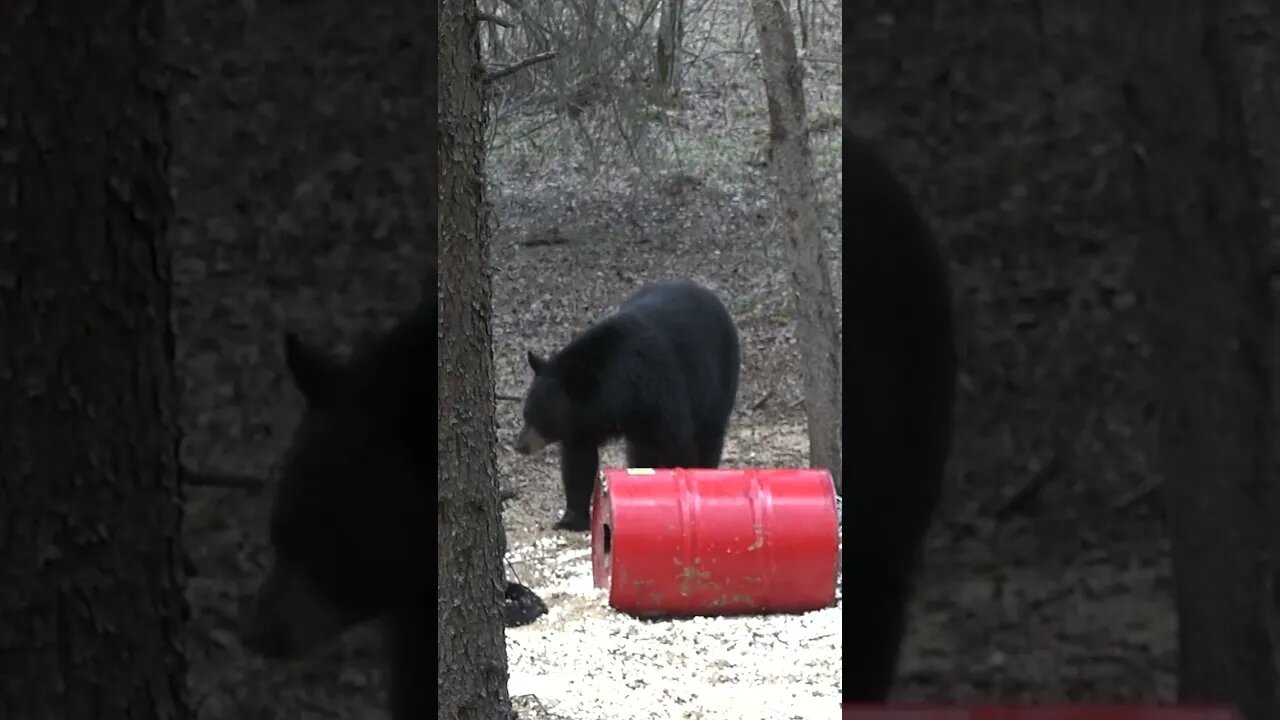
(485, 50, 557, 83)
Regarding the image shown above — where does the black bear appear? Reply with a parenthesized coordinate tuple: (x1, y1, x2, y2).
(843, 133, 958, 701)
(514, 279, 742, 531)
(241, 301, 545, 720)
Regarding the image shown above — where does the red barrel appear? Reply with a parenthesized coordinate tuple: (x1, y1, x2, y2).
(840, 707, 1241, 720)
(590, 467, 839, 616)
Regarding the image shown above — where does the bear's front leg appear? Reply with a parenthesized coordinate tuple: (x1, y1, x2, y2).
(556, 440, 599, 531)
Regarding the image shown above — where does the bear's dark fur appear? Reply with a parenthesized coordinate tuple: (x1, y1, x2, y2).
(241, 300, 545, 720)
(843, 134, 958, 701)
(514, 279, 742, 531)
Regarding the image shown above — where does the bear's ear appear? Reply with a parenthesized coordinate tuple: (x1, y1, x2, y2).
(284, 332, 343, 408)
(527, 350, 548, 375)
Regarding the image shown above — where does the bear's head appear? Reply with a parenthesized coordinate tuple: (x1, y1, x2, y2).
(513, 350, 575, 455)
(242, 321, 431, 661)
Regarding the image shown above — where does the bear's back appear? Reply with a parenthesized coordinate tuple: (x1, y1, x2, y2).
(614, 279, 740, 415)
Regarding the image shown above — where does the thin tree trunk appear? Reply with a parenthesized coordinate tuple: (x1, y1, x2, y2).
(0, 2, 190, 719)
(750, 0, 843, 492)
(653, 0, 685, 105)
(795, 0, 809, 50)
(438, 2, 512, 719)
(1119, 3, 1280, 718)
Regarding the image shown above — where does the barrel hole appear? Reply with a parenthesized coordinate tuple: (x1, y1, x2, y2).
(603, 523, 612, 555)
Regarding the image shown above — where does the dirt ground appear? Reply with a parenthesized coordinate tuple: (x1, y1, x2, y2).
(167, 1, 1176, 719)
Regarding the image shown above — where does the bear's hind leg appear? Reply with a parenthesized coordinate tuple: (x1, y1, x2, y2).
(693, 422, 728, 468)
(841, 540, 916, 702)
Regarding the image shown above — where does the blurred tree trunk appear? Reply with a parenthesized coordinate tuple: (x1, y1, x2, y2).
(653, 0, 685, 105)
(0, 2, 191, 720)
(751, 0, 842, 492)
(1119, 3, 1280, 718)
(438, 2, 512, 720)
(426, 0, 440, 273)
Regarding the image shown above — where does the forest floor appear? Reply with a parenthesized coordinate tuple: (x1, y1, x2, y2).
(167, 1, 1175, 719)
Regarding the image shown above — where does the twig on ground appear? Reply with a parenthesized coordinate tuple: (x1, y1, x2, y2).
(1111, 476, 1163, 511)
(520, 227, 569, 247)
(1026, 581, 1076, 613)
(164, 61, 201, 80)
(183, 468, 266, 492)
(296, 698, 341, 718)
(476, 11, 515, 28)
(750, 388, 773, 411)
(992, 455, 1061, 520)
(521, 235, 569, 247)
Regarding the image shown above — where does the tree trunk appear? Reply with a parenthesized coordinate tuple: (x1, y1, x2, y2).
(0, 3, 191, 720)
(750, 0, 843, 493)
(1119, 3, 1280, 718)
(426, 0, 440, 274)
(794, 0, 809, 51)
(653, 0, 685, 106)
(438, 2, 512, 720)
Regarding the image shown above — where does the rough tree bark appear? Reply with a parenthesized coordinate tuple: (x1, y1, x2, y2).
(438, 2, 512, 720)
(0, 2, 191, 720)
(1118, 3, 1280, 718)
(750, 0, 843, 492)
